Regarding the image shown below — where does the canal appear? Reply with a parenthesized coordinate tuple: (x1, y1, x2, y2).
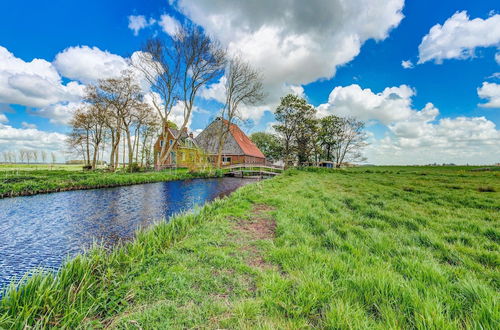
(0, 177, 255, 289)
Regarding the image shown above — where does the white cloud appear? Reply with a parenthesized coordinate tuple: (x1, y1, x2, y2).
(176, 0, 404, 119)
(0, 46, 85, 108)
(477, 82, 500, 108)
(317, 84, 416, 124)
(401, 60, 414, 69)
(31, 101, 83, 125)
(0, 113, 7, 123)
(53, 46, 130, 83)
(369, 113, 500, 165)
(318, 83, 500, 165)
(128, 15, 155, 36)
(418, 11, 500, 64)
(199, 76, 226, 103)
(0, 123, 67, 154)
(159, 14, 181, 37)
(21, 121, 37, 129)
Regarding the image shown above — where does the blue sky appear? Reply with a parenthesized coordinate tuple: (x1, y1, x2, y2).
(0, 0, 499, 164)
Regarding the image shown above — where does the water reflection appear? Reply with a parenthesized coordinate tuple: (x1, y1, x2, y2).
(0, 177, 254, 289)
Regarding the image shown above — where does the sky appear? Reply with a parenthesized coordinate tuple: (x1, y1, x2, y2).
(0, 0, 499, 164)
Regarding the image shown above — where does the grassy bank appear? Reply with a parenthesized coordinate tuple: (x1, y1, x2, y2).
(0, 167, 499, 328)
(0, 167, 221, 198)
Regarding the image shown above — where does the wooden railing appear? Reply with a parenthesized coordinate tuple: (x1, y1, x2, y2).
(221, 163, 284, 177)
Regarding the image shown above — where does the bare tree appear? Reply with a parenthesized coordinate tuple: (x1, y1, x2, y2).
(94, 71, 145, 170)
(51, 152, 57, 169)
(19, 150, 26, 164)
(331, 117, 368, 167)
(135, 38, 180, 127)
(157, 26, 226, 166)
(214, 56, 264, 167)
(41, 150, 47, 164)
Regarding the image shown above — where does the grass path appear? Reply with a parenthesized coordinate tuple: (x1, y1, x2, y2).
(0, 167, 498, 328)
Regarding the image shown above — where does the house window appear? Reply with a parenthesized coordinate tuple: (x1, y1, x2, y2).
(222, 156, 231, 163)
(169, 139, 173, 145)
(160, 140, 164, 147)
(170, 152, 176, 164)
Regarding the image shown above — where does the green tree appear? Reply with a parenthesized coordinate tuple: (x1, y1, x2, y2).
(318, 115, 342, 162)
(249, 132, 282, 162)
(273, 94, 316, 166)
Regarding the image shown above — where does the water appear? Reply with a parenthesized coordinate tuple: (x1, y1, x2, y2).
(0, 177, 255, 289)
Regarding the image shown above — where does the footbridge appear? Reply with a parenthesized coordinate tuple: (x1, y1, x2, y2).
(222, 164, 284, 178)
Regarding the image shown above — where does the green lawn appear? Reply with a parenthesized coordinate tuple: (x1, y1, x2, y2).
(0, 166, 219, 197)
(0, 167, 498, 328)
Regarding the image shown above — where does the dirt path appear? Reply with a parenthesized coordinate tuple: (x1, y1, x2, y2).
(233, 204, 276, 269)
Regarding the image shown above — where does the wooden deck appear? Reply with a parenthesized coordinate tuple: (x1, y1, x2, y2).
(222, 164, 284, 178)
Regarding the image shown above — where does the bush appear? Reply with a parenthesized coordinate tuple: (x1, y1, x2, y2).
(126, 163, 142, 173)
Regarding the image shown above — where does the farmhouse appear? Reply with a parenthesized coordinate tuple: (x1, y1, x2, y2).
(154, 118, 266, 168)
(195, 118, 266, 166)
(153, 123, 204, 169)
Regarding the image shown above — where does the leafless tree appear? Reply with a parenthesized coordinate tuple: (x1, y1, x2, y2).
(69, 106, 93, 166)
(94, 71, 145, 169)
(331, 117, 368, 167)
(135, 38, 180, 127)
(41, 150, 47, 164)
(214, 56, 264, 167)
(51, 152, 57, 169)
(157, 26, 226, 166)
(19, 150, 26, 164)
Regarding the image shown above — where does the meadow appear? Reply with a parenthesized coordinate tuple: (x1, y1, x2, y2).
(0, 166, 498, 328)
(0, 164, 219, 198)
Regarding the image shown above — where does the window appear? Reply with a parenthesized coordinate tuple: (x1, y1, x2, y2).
(160, 140, 164, 147)
(222, 156, 231, 163)
(169, 139, 173, 145)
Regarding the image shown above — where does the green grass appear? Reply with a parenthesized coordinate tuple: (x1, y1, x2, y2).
(0, 166, 221, 197)
(0, 166, 499, 328)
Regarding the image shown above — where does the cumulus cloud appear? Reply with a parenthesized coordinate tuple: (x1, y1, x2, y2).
(317, 84, 416, 124)
(418, 11, 500, 64)
(477, 82, 500, 108)
(159, 14, 181, 37)
(0, 123, 67, 154)
(401, 60, 414, 69)
(318, 83, 500, 164)
(30, 101, 83, 125)
(128, 15, 155, 36)
(21, 121, 37, 129)
(176, 0, 404, 119)
(0, 46, 85, 108)
(0, 113, 7, 123)
(369, 113, 500, 165)
(53, 46, 131, 83)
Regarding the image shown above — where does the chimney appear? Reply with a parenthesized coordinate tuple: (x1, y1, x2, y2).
(189, 132, 194, 138)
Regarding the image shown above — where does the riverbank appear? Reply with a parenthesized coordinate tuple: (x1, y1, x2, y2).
(0, 167, 222, 198)
(1, 167, 498, 328)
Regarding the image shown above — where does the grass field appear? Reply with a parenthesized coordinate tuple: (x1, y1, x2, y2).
(0, 166, 498, 328)
(0, 165, 220, 198)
